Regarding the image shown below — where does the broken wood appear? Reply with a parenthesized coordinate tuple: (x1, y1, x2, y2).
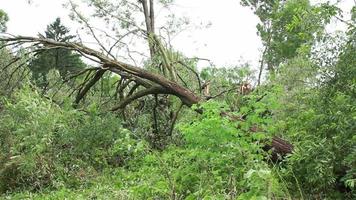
(221, 111, 293, 160)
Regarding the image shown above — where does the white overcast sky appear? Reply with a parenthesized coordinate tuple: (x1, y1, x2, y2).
(0, 0, 354, 69)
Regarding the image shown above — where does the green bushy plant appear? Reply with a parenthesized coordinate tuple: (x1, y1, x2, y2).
(115, 101, 286, 199)
(270, 38, 356, 198)
(0, 87, 147, 193)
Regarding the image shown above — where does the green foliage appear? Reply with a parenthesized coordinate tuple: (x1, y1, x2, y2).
(28, 18, 85, 88)
(0, 48, 32, 96)
(269, 31, 356, 198)
(242, 0, 337, 70)
(110, 101, 286, 199)
(0, 9, 8, 32)
(0, 87, 147, 193)
(1, 1, 355, 199)
(1, 93, 288, 199)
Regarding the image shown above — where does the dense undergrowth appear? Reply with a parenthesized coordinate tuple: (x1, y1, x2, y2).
(0, 88, 284, 199)
(0, 1, 355, 199)
(1, 78, 355, 199)
(0, 41, 355, 199)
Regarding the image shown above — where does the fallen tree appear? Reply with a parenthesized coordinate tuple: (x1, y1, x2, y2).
(0, 0, 292, 159)
(0, 35, 293, 159)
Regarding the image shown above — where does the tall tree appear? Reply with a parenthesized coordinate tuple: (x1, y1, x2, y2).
(241, 0, 337, 80)
(28, 18, 85, 88)
(0, 9, 8, 32)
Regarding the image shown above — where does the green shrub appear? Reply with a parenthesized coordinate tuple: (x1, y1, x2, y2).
(0, 87, 147, 193)
(272, 42, 356, 198)
(117, 101, 286, 199)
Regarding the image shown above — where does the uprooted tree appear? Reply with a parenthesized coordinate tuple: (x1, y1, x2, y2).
(0, 0, 292, 157)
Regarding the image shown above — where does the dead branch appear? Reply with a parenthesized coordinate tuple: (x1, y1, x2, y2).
(74, 69, 106, 105)
(0, 36, 200, 106)
(111, 85, 170, 111)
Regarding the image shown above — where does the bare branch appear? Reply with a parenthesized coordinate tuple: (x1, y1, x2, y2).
(168, 102, 184, 136)
(0, 36, 200, 106)
(177, 60, 202, 93)
(74, 69, 106, 105)
(69, 1, 114, 59)
(111, 85, 170, 111)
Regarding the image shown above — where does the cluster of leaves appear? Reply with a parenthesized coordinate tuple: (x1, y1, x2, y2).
(100, 100, 284, 199)
(0, 87, 147, 193)
(241, 0, 338, 70)
(0, 9, 8, 32)
(238, 2, 355, 197)
(269, 33, 356, 198)
(28, 18, 85, 89)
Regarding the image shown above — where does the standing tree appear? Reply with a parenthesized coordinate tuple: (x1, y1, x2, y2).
(241, 0, 338, 83)
(0, 9, 8, 32)
(28, 18, 85, 89)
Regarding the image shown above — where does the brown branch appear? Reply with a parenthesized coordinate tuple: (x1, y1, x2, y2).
(335, 15, 355, 29)
(149, 0, 155, 31)
(176, 72, 188, 88)
(168, 102, 184, 136)
(0, 36, 200, 106)
(206, 86, 240, 100)
(1, 57, 20, 71)
(74, 69, 106, 105)
(111, 86, 170, 111)
(69, 70, 96, 98)
(70, 2, 115, 59)
(108, 29, 140, 54)
(177, 60, 202, 93)
(6, 62, 27, 87)
(64, 67, 101, 83)
(127, 83, 140, 97)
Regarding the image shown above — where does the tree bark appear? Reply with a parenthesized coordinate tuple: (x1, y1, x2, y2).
(221, 111, 293, 160)
(141, 0, 156, 58)
(75, 69, 105, 105)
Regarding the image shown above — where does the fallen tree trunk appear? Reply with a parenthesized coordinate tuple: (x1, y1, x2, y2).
(0, 35, 293, 159)
(264, 136, 293, 161)
(221, 111, 293, 161)
(0, 36, 201, 107)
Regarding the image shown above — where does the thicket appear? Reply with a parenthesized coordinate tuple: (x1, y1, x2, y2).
(0, 0, 355, 199)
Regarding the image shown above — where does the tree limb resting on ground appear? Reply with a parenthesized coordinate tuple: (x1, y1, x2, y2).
(0, 36, 201, 107)
(0, 35, 293, 159)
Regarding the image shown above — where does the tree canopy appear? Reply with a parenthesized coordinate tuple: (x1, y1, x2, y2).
(0, 9, 8, 32)
(28, 18, 85, 89)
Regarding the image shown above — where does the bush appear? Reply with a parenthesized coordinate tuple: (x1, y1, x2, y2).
(0, 87, 147, 193)
(271, 43, 356, 198)
(116, 101, 287, 199)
